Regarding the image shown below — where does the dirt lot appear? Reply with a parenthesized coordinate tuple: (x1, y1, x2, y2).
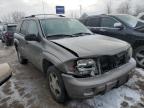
(0, 41, 144, 108)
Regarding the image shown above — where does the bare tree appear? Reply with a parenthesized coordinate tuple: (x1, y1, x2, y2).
(1, 14, 13, 23)
(1, 11, 25, 23)
(134, 5, 144, 16)
(105, 0, 112, 14)
(116, 1, 131, 14)
(80, 13, 88, 19)
(11, 11, 25, 23)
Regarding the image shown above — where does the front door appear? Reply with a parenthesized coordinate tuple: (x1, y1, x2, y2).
(25, 20, 43, 68)
(99, 17, 127, 39)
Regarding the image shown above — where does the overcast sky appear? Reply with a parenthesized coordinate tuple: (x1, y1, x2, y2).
(0, 0, 143, 18)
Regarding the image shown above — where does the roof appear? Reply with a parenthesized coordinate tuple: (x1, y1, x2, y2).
(85, 14, 130, 17)
(23, 14, 65, 20)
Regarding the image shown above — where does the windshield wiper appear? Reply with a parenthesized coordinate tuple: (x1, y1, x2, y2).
(46, 34, 74, 38)
(72, 32, 93, 36)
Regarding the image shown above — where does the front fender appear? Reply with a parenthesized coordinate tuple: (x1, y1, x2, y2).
(14, 38, 19, 46)
(41, 51, 62, 71)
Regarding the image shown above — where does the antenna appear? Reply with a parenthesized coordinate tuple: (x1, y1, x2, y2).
(80, 5, 82, 17)
(42, 0, 45, 14)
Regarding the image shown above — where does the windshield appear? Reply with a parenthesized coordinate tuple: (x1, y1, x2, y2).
(115, 15, 144, 28)
(7, 26, 16, 32)
(40, 18, 92, 37)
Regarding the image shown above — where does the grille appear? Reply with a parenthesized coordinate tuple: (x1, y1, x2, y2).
(97, 51, 130, 74)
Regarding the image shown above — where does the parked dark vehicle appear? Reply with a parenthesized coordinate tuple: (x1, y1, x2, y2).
(2, 23, 17, 46)
(80, 14, 144, 68)
(138, 12, 144, 20)
(14, 14, 136, 103)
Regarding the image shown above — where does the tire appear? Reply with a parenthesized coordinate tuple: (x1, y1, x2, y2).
(134, 46, 144, 68)
(17, 48, 28, 65)
(47, 66, 67, 103)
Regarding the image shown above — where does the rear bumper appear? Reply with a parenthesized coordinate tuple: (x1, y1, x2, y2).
(62, 58, 136, 99)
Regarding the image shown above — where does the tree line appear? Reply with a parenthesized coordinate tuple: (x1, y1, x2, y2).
(81, 0, 144, 19)
(105, 0, 144, 16)
(0, 11, 25, 23)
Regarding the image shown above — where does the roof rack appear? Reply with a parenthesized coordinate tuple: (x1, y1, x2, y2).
(25, 14, 65, 18)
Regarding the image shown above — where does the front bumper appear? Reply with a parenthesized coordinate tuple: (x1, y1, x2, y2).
(62, 58, 136, 99)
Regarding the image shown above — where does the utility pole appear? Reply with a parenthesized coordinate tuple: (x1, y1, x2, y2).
(42, 0, 45, 14)
(80, 5, 82, 17)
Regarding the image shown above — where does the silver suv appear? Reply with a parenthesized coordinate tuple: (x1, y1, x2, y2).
(14, 14, 136, 103)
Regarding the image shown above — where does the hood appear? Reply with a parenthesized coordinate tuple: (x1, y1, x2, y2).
(50, 35, 130, 57)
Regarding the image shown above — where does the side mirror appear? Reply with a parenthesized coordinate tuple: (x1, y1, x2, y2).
(25, 34, 38, 41)
(114, 23, 124, 30)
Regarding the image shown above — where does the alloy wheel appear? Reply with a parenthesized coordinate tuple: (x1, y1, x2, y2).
(49, 72, 61, 97)
(135, 49, 144, 67)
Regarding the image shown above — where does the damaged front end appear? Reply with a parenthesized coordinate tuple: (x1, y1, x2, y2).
(63, 47, 132, 78)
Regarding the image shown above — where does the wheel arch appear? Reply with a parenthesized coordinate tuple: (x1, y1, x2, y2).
(42, 52, 63, 75)
(132, 40, 144, 49)
(14, 39, 19, 51)
(42, 59, 54, 75)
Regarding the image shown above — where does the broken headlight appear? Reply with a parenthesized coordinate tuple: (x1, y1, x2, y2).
(76, 59, 98, 76)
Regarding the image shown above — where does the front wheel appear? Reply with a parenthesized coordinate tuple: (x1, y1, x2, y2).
(134, 46, 144, 68)
(47, 66, 67, 103)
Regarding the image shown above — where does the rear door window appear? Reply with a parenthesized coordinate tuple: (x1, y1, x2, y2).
(86, 17, 100, 27)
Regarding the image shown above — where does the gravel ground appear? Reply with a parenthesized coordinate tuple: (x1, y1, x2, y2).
(0, 41, 144, 108)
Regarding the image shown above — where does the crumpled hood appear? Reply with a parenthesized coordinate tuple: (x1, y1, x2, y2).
(50, 35, 130, 57)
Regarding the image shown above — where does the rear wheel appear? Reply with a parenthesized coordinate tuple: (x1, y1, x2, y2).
(17, 48, 28, 64)
(134, 46, 144, 68)
(47, 66, 67, 103)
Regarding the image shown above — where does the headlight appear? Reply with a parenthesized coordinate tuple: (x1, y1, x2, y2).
(76, 59, 98, 76)
(128, 47, 133, 58)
